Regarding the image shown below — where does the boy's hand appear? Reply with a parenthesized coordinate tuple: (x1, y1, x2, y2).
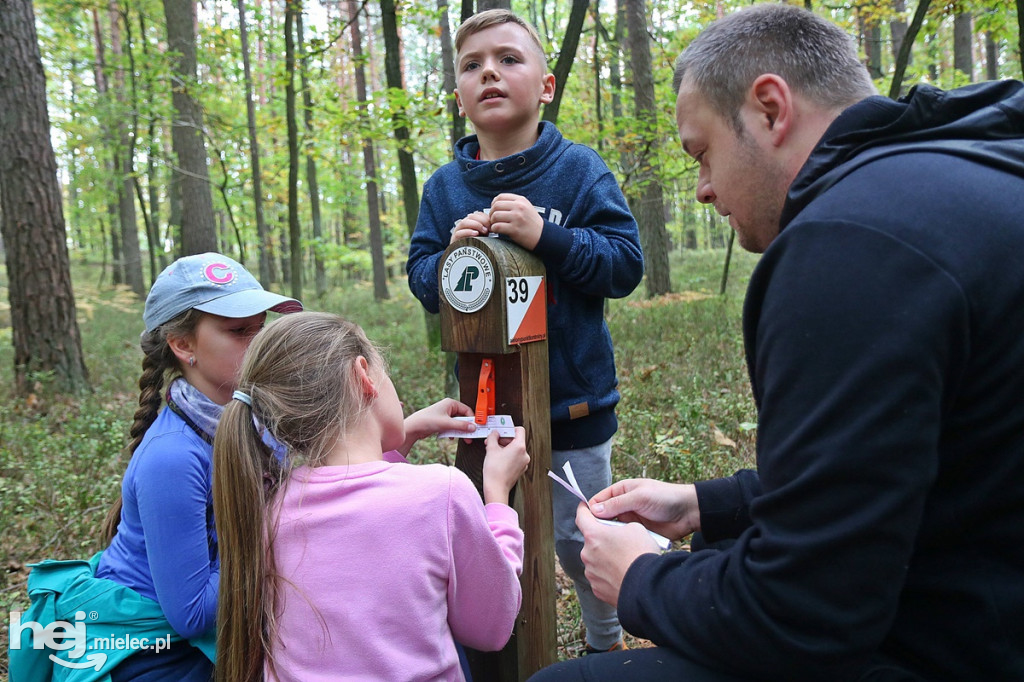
(451, 210, 492, 243)
(488, 193, 542, 250)
(482, 426, 530, 505)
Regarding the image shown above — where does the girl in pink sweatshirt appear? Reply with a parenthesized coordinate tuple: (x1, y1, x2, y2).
(213, 311, 529, 682)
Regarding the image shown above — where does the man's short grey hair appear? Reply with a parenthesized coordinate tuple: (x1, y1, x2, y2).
(673, 3, 877, 128)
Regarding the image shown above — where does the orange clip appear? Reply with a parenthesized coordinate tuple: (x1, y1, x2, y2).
(475, 358, 495, 425)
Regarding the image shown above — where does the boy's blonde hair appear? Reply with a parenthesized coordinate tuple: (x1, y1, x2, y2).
(455, 9, 547, 62)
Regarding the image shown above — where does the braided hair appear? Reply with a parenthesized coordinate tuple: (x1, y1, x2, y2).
(100, 309, 202, 544)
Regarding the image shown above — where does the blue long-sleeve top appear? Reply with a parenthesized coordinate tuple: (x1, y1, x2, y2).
(96, 407, 218, 639)
(407, 121, 644, 449)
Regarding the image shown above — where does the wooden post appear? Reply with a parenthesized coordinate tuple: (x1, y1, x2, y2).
(439, 237, 557, 681)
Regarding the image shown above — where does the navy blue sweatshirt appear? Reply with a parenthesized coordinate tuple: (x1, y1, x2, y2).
(407, 122, 643, 449)
(620, 81, 1024, 681)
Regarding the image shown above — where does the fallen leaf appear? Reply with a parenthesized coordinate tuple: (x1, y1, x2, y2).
(712, 427, 737, 449)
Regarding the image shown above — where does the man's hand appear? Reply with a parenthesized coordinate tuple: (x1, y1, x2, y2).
(577, 503, 660, 606)
(590, 478, 701, 541)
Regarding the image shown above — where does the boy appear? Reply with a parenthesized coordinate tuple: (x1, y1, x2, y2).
(406, 9, 644, 655)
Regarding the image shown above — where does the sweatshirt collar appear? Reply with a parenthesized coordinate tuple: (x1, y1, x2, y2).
(455, 121, 562, 178)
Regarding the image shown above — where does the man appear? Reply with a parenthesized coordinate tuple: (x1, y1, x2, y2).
(529, 4, 1024, 681)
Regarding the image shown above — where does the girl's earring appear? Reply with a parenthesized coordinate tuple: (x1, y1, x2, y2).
(188, 356, 196, 367)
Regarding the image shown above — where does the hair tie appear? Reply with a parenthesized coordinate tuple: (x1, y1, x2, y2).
(232, 390, 253, 407)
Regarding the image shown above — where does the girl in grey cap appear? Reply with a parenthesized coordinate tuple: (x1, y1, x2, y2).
(91, 253, 300, 679)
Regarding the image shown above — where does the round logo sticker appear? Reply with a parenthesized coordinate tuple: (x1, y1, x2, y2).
(203, 261, 236, 285)
(441, 246, 494, 313)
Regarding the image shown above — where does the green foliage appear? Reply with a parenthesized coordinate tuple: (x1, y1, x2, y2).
(26, 0, 1022, 289)
(611, 250, 758, 486)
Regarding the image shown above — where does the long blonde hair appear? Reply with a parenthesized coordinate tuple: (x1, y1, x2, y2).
(213, 312, 383, 682)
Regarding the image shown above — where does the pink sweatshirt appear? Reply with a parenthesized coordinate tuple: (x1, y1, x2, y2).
(267, 454, 524, 681)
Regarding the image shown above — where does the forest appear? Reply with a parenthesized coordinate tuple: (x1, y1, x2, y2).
(1, 0, 1023, 674)
(1, 0, 1022, 394)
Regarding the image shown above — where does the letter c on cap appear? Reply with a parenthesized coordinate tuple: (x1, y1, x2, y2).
(205, 263, 234, 285)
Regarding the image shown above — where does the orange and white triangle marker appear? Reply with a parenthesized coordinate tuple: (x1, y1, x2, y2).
(506, 276, 547, 345)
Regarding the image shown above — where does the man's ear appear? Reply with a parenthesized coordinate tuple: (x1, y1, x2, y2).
(166, 334, 195, 367)
(749, 74, 793, 146)
(540, 73, 556, 105)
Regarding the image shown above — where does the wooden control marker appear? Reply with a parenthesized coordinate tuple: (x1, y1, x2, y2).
(439, 237, 556, 681)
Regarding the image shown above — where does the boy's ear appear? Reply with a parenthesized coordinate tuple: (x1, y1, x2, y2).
(540, 73, 556, 105)
(454, 89, 466, 117)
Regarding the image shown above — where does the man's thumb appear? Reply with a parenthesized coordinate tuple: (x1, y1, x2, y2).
(575, 502, 596, 529)
(590, 496, 618, 519)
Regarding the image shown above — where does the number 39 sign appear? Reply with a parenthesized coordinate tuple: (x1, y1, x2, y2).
(506, 276, 547, 345)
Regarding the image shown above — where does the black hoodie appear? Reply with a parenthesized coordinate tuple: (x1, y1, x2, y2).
(620, 81, 1024, 681)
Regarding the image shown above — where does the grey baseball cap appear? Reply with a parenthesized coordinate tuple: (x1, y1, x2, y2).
(143, 252, 302, 332)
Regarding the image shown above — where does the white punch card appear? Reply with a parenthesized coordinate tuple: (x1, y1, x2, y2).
(436, 414, 517, 440)
(548, 461, 671, 550)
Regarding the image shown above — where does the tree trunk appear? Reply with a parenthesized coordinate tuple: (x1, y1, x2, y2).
(862, 14, 883, 80)
(297, 12, 326, 299)
(162, 0, 217, 254)
(167, 126, 183, 253)
(381, 0, 420, 241)
(66, 58, 84, 252)
(985, 32, 998, 81)
(110, 0, 146, 297)
(285, 0, 302, 301)
(439, 0, 464, 149)
(719, 229, 734, 295)
(592, 7, 604, 152)
(1018, 0, 1024, 78)
(625, 0, 671, 296)
(888, 0, 931, 99)
(91, 8, 124, 287)
(348, 0, 389, 300)
(953, 10, 973, 82)
(138, 12, 165, 282)
(889, 0, 909, 66)
(542, 0, 588, 125)
(237, 0, 272, 284)
(123, 9, 158, 286)
(0, 0, 90, 394)
(611, 0, 625, 122)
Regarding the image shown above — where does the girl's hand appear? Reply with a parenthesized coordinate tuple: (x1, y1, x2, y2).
(482, 427, 530, 505)
(399, 398, 475, 455)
